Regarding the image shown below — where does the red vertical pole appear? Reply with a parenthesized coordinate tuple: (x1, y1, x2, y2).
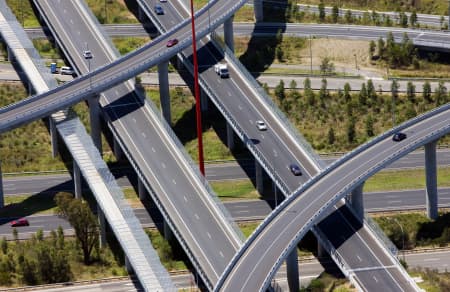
(190, 0, 205, 175)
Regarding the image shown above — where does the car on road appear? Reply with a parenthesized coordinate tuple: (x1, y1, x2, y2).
(60, 66, 75, 75)
(255, 120, 267, 131)
(166, 38, 179, 47)
(10, 218, 29, 227)
(159, 0, 167, 2)
(392, 132, 407, 142)
(154, 4, 164, 15)
(289, 163, 302, 176)
(83, 50, 93, 59)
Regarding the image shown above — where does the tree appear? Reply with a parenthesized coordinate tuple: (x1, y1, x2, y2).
(406, 81, 416, 102)
(318, 0, 326, 22)
(365, 114, 374, 137)
(377, 37, 385, 59)
(55, 193, 99, 264)
(0, 238, 7, 255)
(345, 9, 352, 23)
(343, 82, 351, 102)
(410, 10, 418, 27)
(383, 15, 393, 27)
(399, 11, 408, 27)
(422, 81, 432, 103)
(331, 5, 339, 23)
(366, 79, 377, 103)
(320, 57, 335, 74)
(275, 46, 284, 62)
(434, 81, 447, 106)
(304, 77, 315, 106)
(275, 80, 286, 102)
(359, 83, 368, 106)
(318, 78, 328, 108)
(346, 116, 356, 143)
(327, 127, 335, 145)
(369, 40, 376, 59)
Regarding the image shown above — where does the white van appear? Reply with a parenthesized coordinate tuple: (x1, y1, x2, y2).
(60, 66, 75, 75)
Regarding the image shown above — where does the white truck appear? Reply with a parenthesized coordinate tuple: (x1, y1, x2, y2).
(214, 63, 229, 78)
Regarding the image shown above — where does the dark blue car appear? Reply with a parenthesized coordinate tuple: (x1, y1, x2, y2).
(154, 5, 164, 15)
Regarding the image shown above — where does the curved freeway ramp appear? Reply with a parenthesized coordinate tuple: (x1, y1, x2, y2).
(216, 104, 450, 291)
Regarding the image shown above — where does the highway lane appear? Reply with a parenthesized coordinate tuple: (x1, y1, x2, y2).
(31, 0, 249, 288)
(217, 104, 450, 291)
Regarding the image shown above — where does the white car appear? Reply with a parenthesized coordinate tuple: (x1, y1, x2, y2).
(256, 120, 267, 131)
(83, 50, 93, 59)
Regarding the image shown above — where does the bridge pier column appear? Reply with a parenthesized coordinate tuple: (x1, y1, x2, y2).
(6, 46, 13, 62)
(125, 255, 133, 275)
(317, 241, 328, 258)
(226, 123, 235, 151)
(224, 16, 234, 52)
(425, 140, 438, 220)
(255, 160, 264, 195)
(163, 220, 174, 242)
(98, 204, 106, 248)
(73, 160, 82, 199)
(49, 118, 59, 158)
(138, 177, 148, 201)
(0, 161, 4, 208)
(158, 61, 171, 125)
(199, 89, 208, 112)
(286, 249, 299, 292)
(350, 182, 365, 221)
(88, 96, 102, 154)
(253, 0, 264, 22)
(113, 137, 124, 161)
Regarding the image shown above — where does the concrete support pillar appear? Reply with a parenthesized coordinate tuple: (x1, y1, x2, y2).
(286, 249, 299, 292)
(425, 140, 438, 220)
(317, 241, 328, 258)
(158, 61, 171, 125)
(350, 182, 365, 221)
(6, 46, 12, 62)
(226, 123, 235, 151)
(97, 205, 106, 248)
(138, 177, 148, 201)
(177, 57, 184, 70)
(163, 220, 174, 242)
(125, 256, 133, 275)
(255, 160, 264, 194)
(0, 161, 4, 208)
(113, 138, 123, 161)
(73, 160, 82, 199)
(224, 16, 235, 52)
(88, 96, 102, 154)
(49, 118, 59, 158)
(200, 89, 208, 112)
(27, 81, 33, 95)
(137, 5, 144, 22)
(253, 0, 264, 22)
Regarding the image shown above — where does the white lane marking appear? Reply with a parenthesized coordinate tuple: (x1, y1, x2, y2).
(172, 179, 176, 185)
(219, 251, 224, 258)
(227, 92, 232, 97)
(424, 258, 438, 262)
(235, 210, 250, 214)
(238, 105, 243, 110)
(373, 276, 378, 283)
(207, 232, 211, 239)
(132, 118, 136, 123)
(388, 200, 402, 204)
(194, 213, 199, 220)
(161, 163, 166, 169)
(151, 147, 156, 153)
(142, 132, 146, 138)
(357, 255, 362, 262)
(183, 196, 187, 202)
(273, 149, 278, 157)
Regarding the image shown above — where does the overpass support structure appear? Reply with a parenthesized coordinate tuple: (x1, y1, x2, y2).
(0, 162, 3, 208)
(223, 16, 234, 52)
(425, 140, 438, 220)
(88, 96, 102, 153)
(73, 160, 82, 199)
(253, 0, 264, 22)
(158, 61, 171, 125)
(349, 182, 365, 221)
(0, 2, 175, 290)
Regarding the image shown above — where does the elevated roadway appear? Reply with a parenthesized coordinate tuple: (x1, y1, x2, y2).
(31, 0, 249, 289)
(0, 1, 174, 290)
(217, 105, 450, 291)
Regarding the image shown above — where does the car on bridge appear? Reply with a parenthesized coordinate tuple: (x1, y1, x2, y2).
(154, 5, 164, 15)
(392, 132, 407, 142)
(83, 50, 93, 59)
(289, 163, 302, 176)
(166, 38, 179, 47)
(256, 120, 267, 131)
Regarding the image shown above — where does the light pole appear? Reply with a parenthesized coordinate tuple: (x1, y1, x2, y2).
(309, 35, 313, 74)
(353, 53, 358, 70)
(190, 0, 205, 175)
